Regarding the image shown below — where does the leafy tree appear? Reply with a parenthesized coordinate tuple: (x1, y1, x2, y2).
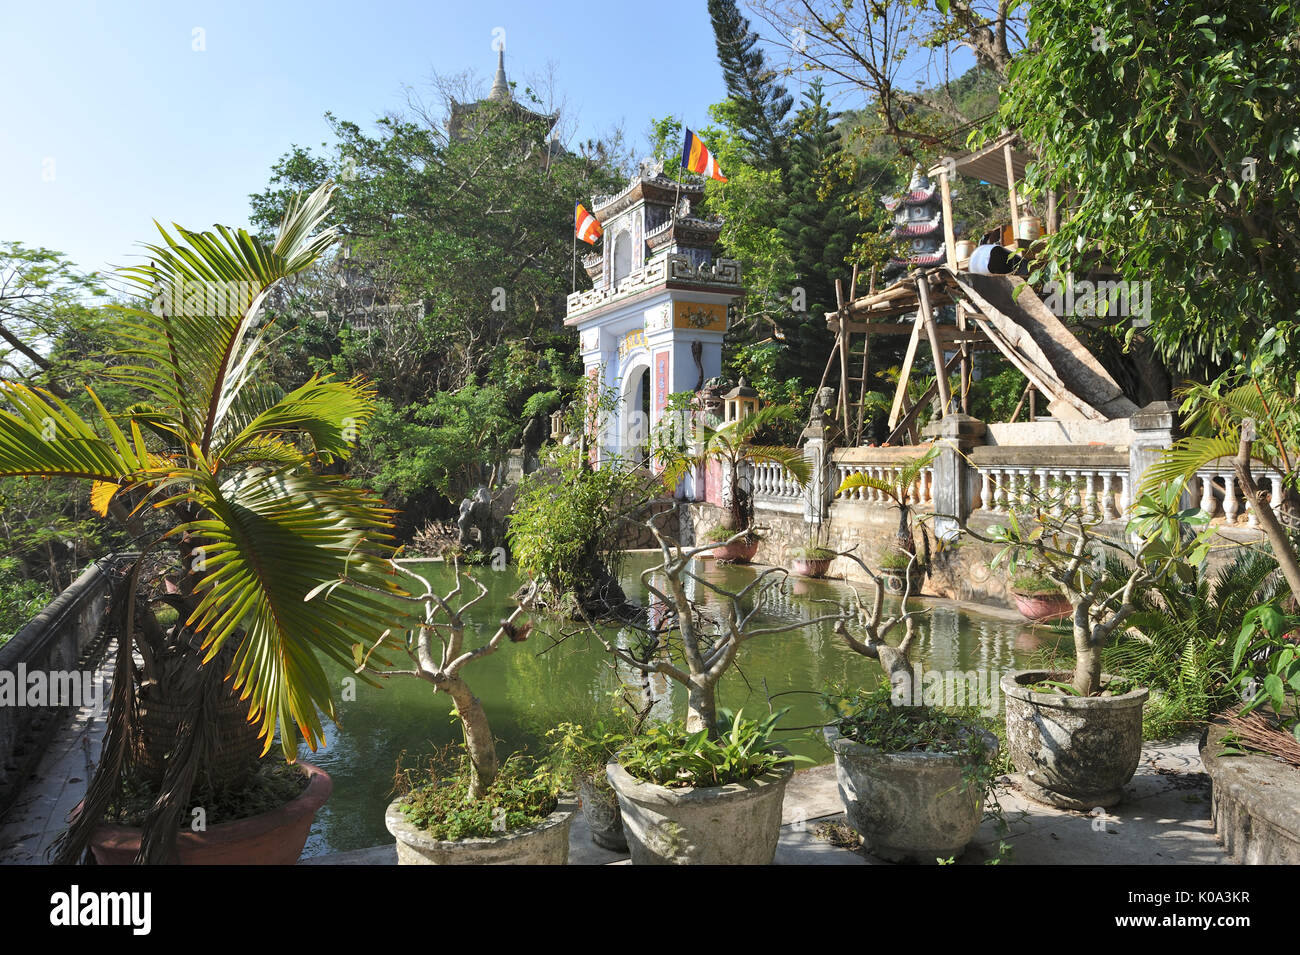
(773, 80, 869, 390)
(707, 0, 793, 171)
(1001, 0, 1300, 377)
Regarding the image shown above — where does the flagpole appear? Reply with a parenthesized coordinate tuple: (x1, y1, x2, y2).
(673, 117, 683, 221)
(572, 214, 577, 294)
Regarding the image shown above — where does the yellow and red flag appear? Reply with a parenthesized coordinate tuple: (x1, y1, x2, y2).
(575, 202, 603, 244)
(681, 128, 727, 183)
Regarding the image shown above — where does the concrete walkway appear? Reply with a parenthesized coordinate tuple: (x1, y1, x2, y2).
(0, 647, 1227, 865)
(299, 736, 1226, 866)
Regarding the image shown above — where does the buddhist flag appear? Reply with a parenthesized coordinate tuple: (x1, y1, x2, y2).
(681, 128, 727, 183)
(575, 202, 603, 245)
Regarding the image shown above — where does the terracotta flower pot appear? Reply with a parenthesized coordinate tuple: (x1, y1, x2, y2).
(88, 762, 332, 865)
(711, 537, 759, 563)
(1012, 591, 1072, 622)
(791, 556, 833, 578)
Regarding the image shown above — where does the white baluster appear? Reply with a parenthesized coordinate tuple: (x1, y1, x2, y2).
(979, 469, 991, 511)
(1199, 473, 1216, 518)
(1038, 469, 1050, 509)
(1119, 472, 1132, 516)
(1100, 470, 1117, 520)
(1083, 470, 1099, 520)
(1223, 472, 1239, 524)
(1050, 470, 1065, 516)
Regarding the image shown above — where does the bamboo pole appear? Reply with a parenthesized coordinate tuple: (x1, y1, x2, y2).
(918, 278, 952, 417)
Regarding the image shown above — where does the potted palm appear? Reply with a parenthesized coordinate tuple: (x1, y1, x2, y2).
(822, 552, 999, 862)
(353, 564, 576, 865)
(836, 445, 940, 595)
(0, 182, 412, 864)
(659, 404, 811, 564)
(571, 516, 842, 864)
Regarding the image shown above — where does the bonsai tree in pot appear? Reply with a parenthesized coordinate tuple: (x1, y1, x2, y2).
(567, 513, 844, 864)
(0, 182, 411, 864)
(821, 551, 1001, 863)
(962, 483, 1212, 808)
(836, 444, 940, 594)
(352, 564, 575, 864)
(657, 404, 811, 563)
(790, 528, 836, 579)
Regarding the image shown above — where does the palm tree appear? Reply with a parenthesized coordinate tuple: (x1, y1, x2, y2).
(1140, 373, 1300, 599)
(836, 444, 941, 562)
(0, 181, 412, 862)
(658, 404, 811, 535)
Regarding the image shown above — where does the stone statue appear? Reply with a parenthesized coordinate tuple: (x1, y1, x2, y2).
(457, 486, 492, 549)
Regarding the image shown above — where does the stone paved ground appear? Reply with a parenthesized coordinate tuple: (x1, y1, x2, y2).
(0, 650, 1226, 865)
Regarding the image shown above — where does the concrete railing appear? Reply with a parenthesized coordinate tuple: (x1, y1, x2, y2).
(1192, 458, 1285, 529)
(969, 446, 1131, 520)
(750, 460, 806, 513)
(831, 446, 935, 508)
(0, 555, 128, 817)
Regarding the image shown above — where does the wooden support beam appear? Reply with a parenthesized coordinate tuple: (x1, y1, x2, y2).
(918, 278, 953, 418)
(887, 308, 926, 430)
(958, 301, 972, 415)
(940, 170, 958, 268)
(835, 279, 850, 427)
(883, 352, 962, 445)
(1004, 143, 1021, 240)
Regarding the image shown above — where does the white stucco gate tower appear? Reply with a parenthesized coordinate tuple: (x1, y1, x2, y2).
(565, 166, 743, 464)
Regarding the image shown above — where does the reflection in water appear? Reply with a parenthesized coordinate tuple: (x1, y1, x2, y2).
(297, 554, 1043, 856)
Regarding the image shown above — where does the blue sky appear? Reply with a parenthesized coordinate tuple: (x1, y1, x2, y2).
(1, 0, 768, 276)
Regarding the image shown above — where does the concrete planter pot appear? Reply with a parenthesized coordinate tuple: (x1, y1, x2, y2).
(791, 556, 833, 578)
(1001, 669, 1148, 810)
(879, 565, 923, 596)
(606, 758, 793, 865)
(385, 794, 577, 865)
(711, 537, 759, 563)
(1011, 591, 1072, 622)
(88, 762, 332, 865)
(578, 774, 627, 852)
(824, 724, 995, 863)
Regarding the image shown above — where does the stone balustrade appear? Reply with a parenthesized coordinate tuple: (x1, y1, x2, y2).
(750, 460, 806, 513)
(1192, 459, 1285, 530)
(969, 446, 1131, 521)
(830, 446, 936, 508)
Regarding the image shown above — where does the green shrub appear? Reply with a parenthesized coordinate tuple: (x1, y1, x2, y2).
(1011, 572, 1059, 594)
(395, 752, 558, 840)
(616, 710, 803, 788)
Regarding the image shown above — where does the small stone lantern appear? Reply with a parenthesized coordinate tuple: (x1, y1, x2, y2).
(549, 407, 567, 440)
(723, 377, 760, 423)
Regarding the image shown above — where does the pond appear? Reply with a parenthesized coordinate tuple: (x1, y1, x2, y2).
(296, 553, 1056, 856)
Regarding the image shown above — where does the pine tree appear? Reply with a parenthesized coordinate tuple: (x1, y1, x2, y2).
(772, 80, 863, 389)
(707, 0, 792, 172)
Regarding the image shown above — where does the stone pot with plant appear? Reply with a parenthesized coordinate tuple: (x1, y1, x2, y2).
(605, 710, 802, 865)
(823, 552, 1001, 862)
(355, 565, 576, 864)
(568, 517, 844, 864)
(548, 699, 651, 853)
(1010, 571, 1072, 622)
(967, 484, 1212, 808)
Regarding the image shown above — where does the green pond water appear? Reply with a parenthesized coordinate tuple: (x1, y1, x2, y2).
(295, 553, 1056, 856)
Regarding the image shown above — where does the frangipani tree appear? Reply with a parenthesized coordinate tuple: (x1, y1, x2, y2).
(0, 181, 412, 862)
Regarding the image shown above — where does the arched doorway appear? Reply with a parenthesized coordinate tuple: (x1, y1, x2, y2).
(621, 359, 651, 464)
